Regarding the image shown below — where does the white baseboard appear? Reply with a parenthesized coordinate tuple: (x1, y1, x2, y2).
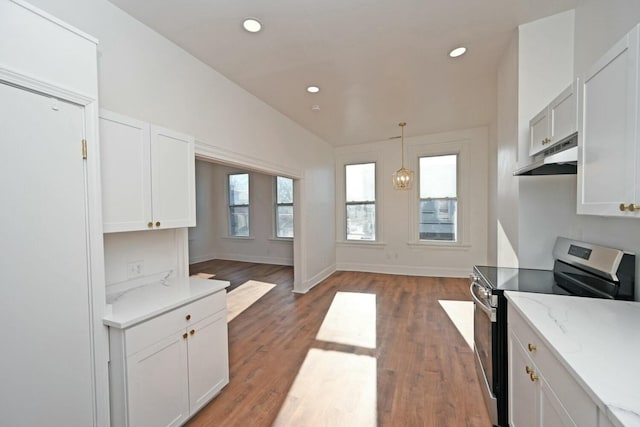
(215, 252, 294, 266)
(335, 262, 471, 278)
(189, 253, 218, 264)
(295, 263, 336, 294)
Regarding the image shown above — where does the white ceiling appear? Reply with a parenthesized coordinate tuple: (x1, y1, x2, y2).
(107, 0, 576, 146)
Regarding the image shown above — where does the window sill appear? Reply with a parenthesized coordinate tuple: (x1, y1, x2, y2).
(336, 240, 386, 248)
(269, 237, 294, 243)
(406, 241, 471, 250)
(222, 236, 254, 240)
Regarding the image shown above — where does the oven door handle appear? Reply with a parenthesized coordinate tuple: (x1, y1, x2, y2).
(470, 282, 496, 322)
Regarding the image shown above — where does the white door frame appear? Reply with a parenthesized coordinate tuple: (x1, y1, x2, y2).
(0, 67, 110, 427)
(194, 142, 305, 293)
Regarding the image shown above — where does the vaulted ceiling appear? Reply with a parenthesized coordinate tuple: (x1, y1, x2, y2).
(108, 0, 576, 145)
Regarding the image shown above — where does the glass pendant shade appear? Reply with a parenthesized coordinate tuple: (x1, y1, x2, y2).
(392, 167, 414, 190)
(392, 122, 414, 190)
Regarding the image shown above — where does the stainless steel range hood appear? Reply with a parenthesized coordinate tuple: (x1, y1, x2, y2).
(513, 133, 578, 176)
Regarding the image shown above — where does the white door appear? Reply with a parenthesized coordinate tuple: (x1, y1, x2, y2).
(150, 125, 195, 229)
(100, 110, 152, 232)
(187, 312, 229, 414)
(0, 82, 94, 425)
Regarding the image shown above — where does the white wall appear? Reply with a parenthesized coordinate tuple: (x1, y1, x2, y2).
(103, 229, 185, 289)
(335, 126, 489, 277)
(188, 161, 294, 266)
(487, 122, 498, 265)
(189, 160, 218, 263)
(495, 32, 520, 268)
(494, 10, 575, 269)
(574, 0, 640, 78)
(29, 0, 336, 292)
(516, 10, 576, 269)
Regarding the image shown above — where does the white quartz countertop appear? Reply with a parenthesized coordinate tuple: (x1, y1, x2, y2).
(505, 292, 640, 427)
(103, 277, 229, 329)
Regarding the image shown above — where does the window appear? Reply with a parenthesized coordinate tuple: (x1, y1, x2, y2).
(419, 154, 457, 241)
(345, 163, 376, 241)
(275, 176, 294, 238)
(228, 173, 249, 237)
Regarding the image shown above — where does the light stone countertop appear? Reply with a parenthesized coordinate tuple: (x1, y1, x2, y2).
(103, 276, 229, 329)
(505, 291, 640, 427)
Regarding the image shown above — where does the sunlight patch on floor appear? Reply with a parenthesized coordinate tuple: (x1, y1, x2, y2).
(315, 292, 376, 349)
(438, 300, 474, 349)
(226, 280, 276, 322)
(190, 272, 215, 279)
(273, 349, 377, 427)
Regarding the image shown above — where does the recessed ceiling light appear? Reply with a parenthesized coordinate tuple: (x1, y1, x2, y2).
(307, 85, 320, 93)
(243, 18, 262, 33)
(449, 47, 466, 58)
(311, 105, 321, 111)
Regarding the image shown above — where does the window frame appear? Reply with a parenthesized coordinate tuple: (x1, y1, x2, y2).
(344, 162, 377, 242)
(274, 176, 294, 239)
(227, 172, 250, 238)
(406, 138, 470, 248)
(418, 154, 459, 243)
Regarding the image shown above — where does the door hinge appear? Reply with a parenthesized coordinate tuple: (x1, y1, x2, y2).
(82, 139, 87, 159)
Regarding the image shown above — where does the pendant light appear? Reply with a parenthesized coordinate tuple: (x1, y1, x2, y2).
(392, 122, 414, 190)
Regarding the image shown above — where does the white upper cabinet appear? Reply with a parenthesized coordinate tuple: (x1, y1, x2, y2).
(578, 24, 640, 217)
(150, 125, 196, 229)
(529, 80, 578, 157)
(100, 110, 196, 232)
(529, 107, 550, 157)
(100, 111, 152, 231)
(549, 82, 578, 144)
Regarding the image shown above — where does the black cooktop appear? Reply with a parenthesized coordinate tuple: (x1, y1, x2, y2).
(474, 266, 571, 296)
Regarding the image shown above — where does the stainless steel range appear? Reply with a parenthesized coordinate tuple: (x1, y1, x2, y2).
(470, 237, 635, 427)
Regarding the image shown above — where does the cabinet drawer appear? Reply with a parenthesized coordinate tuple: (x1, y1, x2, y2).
(187, 291, 226, 324)
(125, 291, 226, 356)
(509, 304, 551, 363)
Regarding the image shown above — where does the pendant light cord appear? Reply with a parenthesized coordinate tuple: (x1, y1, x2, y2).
(399, 122, 407, 168)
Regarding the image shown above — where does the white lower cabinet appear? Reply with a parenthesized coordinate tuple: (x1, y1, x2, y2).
(109, 292, 229, 427)
(127, 333, 191, 427)
(508, 305, 598, 427)
(187, 312, 229, 414)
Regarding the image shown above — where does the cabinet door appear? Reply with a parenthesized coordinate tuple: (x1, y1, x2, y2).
(539, 379, 576, 427)
(127, 332, 190, 427)
(578, 25, 639, 216)
(100, 110, 152, 232)
(529, 107, 550, 156)
(549, 81, 578, 145)
(187, 311, 229, 414)
(508, 331, 538, 427)
(150, 125, 196, 229)
(0, 82, 94, 426)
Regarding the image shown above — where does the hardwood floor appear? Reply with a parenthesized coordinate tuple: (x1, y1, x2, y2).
(190, 259, 294, 291)
(187, 260, 490, 427)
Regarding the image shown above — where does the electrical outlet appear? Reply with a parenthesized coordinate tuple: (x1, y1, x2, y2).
(126, 260, 144, 278)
